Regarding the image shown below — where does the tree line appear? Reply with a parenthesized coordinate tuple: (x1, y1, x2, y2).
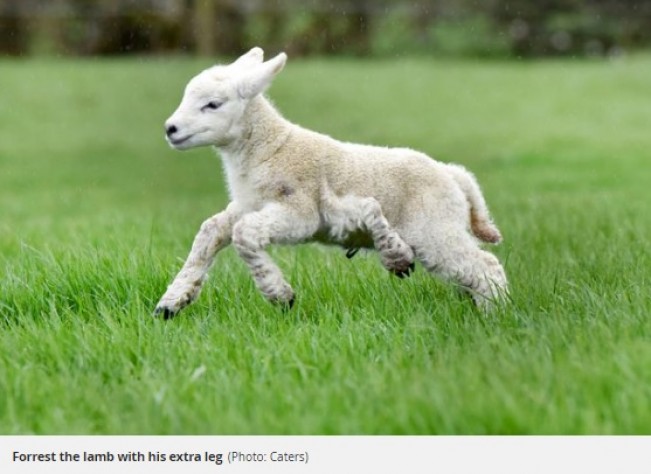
(1, 0, 650, 58)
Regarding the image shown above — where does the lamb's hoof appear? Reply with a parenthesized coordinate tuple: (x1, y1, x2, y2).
(153, 306, 177, 320)
(284, 297, 295, 311)
(267, 284, 295, 310)
(272, 296, 295, 311)
(153, 286, 198, 319)
(391, 261, 416, 279)
(345, 247, 360, 259)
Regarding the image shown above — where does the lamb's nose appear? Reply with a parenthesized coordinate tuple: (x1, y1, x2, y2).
(166, 124, 178, 137)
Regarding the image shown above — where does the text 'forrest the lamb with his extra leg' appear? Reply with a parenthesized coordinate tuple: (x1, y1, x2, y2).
(155, 47, 508, 318)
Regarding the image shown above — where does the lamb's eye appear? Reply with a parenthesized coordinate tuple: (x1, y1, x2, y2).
(202, 101, 221, 111)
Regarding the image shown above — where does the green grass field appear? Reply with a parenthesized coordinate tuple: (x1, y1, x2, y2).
(1, 55, 650, 434)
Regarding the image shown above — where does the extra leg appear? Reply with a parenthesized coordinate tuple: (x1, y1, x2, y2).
(154, 202, 242, 318)
(232, 202, 319, 306)
(327, 195, 415, 277)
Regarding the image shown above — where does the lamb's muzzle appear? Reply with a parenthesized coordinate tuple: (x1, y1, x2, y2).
(165, 124, 177, 137)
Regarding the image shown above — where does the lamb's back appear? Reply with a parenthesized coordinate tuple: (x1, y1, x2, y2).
(272, 125, 461, 225)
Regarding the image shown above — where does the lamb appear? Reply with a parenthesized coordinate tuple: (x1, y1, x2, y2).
(154, 47, 508, 317)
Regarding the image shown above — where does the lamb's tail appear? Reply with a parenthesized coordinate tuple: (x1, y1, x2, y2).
(447, 163, 502, 244)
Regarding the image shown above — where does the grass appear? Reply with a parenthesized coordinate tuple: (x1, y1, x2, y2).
(1, 54, 650, 434)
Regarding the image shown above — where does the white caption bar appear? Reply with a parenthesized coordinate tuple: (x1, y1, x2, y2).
(1, 436, 649, 474)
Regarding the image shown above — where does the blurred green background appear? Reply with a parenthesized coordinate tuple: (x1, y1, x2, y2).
(2, 0, 651, 59)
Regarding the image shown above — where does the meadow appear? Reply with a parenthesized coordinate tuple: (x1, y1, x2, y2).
(0, 54, 649, 434)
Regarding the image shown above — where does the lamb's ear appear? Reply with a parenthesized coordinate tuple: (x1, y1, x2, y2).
(237, 52, 287, 99)
(231, 46, 264, 69)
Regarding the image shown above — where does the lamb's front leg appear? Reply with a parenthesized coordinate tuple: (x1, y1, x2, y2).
(232, 203, 319, 307)
(154, 202, 242, 318)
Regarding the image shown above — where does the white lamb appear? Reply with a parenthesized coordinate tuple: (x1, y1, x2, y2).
(155, 47, 507, 317)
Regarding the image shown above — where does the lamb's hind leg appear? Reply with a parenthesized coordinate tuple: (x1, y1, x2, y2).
(412, 228, 508, 310)
(232, 203, 319, 306)
(330, 195, 414, 277)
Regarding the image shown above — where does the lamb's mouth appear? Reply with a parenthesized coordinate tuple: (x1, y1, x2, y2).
(169, 134, 193, 146)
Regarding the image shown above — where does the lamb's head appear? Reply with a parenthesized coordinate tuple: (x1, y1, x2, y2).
(165, 47, 287, 150)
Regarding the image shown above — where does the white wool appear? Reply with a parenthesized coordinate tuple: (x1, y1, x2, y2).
(155, 47, 507, 316)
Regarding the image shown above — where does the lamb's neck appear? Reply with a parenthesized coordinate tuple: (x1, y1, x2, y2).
(217, 95, 292, 170)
